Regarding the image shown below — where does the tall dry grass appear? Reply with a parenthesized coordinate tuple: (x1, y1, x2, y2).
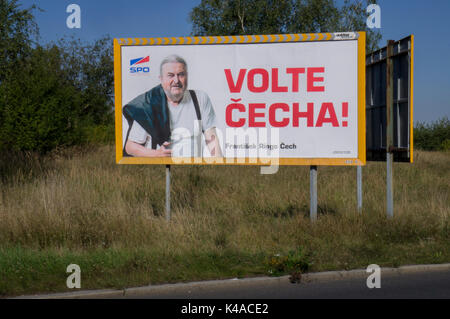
(1, 146, 448, 261)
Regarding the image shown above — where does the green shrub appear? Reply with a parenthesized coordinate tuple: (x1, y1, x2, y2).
(84, 122, 115, 145)
(266, 248, 310, 276)
(441, 139, 450, 152)
(0, 46, 84, 153)
(0, 39, 114, 154)
(414, 117, 450, 151)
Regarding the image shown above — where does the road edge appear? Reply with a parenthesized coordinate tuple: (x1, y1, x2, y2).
(12, 263, 450, 299)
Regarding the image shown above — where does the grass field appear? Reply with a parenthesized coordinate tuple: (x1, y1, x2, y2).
(0, 145, 449, 296)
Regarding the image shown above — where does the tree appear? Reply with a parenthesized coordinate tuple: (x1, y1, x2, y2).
(0, 0, 39, 82)
(0, 36, 115, 153)
(190, 0, 381, 52)
(56, 36, 114, 125)
(0, 46, 84, 153)
(190, 0, 294, 36)
(339, 0, 381, 53)
(0, 0, 115, 154)
(0, 0, 114, 153)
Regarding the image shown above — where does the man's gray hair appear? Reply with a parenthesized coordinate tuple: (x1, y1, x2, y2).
(160, 54, 188, 75)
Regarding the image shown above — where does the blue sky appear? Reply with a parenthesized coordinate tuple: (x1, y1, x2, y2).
(19, 0, 450, 123)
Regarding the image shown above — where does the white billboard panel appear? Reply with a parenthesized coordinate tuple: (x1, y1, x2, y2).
(114, 33, 366, 165)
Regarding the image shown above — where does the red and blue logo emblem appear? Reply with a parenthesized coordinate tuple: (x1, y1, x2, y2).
(130, 56, 150, 66)
(129, 56, 150, 74)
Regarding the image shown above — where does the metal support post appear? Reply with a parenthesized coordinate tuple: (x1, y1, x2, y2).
(386, 40, 395, 218)
(165, 165, 171, 221)
(310, 165, 317, 222)
(386, 153, 393, 218)
(357, 165, 362, 213)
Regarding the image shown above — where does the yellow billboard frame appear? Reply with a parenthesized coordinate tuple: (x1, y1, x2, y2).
(114, 32, 366, 166)
(410, 34, 415, 163)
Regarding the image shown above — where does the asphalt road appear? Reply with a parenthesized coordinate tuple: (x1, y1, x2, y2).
(120, 270, 450, 299)
(8, 270, 448, 318)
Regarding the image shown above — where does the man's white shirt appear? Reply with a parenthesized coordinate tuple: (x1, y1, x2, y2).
(127, 90, 217, 157)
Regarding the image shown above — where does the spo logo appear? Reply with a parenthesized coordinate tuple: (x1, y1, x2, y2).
(130, 56, 150, 74)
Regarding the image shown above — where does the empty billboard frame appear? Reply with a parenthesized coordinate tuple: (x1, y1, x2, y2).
(114, 32, 366, 166)
(366, 35, 414, 162)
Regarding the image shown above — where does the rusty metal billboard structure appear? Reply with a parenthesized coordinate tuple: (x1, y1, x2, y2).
(366, 35, 414, 162)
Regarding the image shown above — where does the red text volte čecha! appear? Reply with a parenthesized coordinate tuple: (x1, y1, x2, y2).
(224, 67, 349, 128)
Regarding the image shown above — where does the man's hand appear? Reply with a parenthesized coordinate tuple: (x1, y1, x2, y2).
(125, 140, 172, 157)
(157, 142, 172, 157)
(205, 128, 223, 157)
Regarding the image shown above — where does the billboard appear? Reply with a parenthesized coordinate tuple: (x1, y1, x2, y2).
(366, 35, 414, 162)
(114, 32, 366, 165)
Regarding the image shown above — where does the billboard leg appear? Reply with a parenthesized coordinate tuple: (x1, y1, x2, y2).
(166, 165, 171, 221)
(310, 165, 317, 222)
(386, 40, 395, 219)
(357, 165, 362, 214)
(386, 153, 394, 218)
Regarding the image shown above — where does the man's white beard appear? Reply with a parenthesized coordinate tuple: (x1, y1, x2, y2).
(164, 86, 186, 103)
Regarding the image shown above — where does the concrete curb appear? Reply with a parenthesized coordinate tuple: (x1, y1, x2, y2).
(12, 263, 450, 299)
